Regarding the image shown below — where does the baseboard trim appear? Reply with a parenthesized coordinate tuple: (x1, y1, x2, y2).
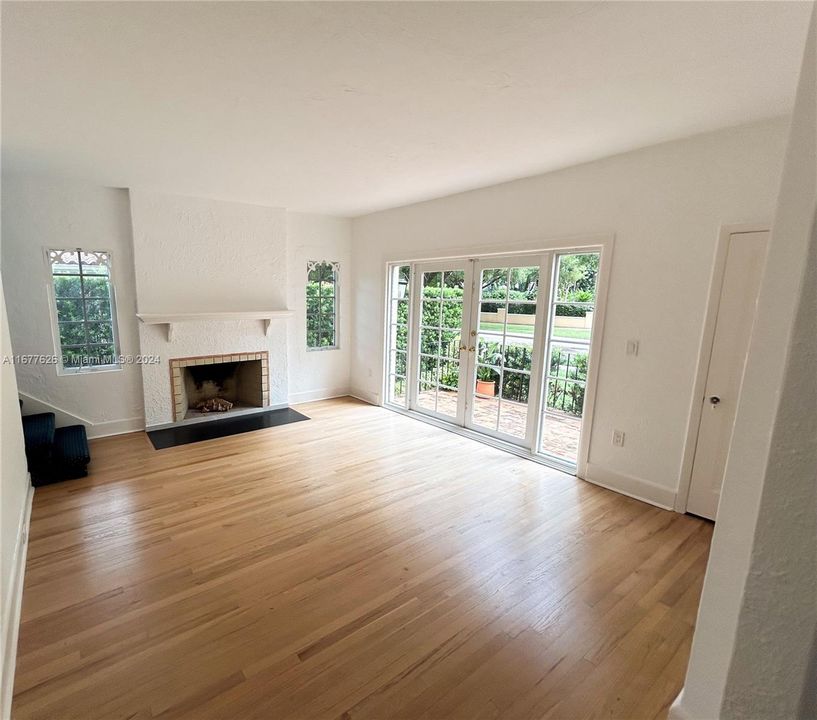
(348, 388, 379, 405)
(86, 416, 145, 439)
(1, 480, 33, 720)
(18, 391, 144, 440)
(582, 462, 677, 510)
(288, 388, 350, 404)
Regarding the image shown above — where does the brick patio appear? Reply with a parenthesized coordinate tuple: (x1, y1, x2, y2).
(417, 388, 581, 462)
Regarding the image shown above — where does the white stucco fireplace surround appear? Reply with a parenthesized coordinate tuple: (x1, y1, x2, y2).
(137, 316, 290, 429)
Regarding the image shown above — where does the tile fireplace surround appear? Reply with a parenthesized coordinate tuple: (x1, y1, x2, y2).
(169, 352, 270, 422)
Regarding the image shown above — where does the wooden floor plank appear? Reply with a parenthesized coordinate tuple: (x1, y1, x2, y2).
(12, 397, 711, 719)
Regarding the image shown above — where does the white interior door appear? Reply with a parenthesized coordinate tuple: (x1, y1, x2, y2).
(687, 231, 768, 520)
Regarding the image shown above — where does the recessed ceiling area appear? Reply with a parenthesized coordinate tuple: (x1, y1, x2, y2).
(1, 1, 811, 216)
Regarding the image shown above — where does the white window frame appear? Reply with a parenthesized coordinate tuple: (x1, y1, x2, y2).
(46, 247, 122, 375)
(306, 260, 340, 351)
(384, 264, 413, 408)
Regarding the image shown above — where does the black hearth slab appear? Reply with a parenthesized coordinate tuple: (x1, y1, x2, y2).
(147, 408, 310, 450)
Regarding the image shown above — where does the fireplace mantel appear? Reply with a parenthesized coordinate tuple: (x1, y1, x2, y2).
(136, 311, 293, 341)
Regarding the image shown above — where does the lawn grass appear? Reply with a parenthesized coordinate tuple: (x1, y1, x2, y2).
(479, 321, 590, 340)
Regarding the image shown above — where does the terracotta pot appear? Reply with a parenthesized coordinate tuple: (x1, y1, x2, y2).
(475, 379, 496, 397)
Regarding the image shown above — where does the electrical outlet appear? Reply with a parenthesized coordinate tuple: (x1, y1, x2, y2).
(625, 339, 639, 356)
(612, 429, 625, 447)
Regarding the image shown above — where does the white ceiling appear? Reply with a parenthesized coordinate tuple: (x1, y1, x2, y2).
(1, 1, 811, 217)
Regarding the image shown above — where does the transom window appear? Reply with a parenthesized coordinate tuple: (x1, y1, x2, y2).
(48, 248, 120, 373)
(306, 261, 338, 350)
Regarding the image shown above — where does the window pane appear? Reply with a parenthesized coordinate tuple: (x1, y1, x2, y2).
(499, 401, 527, 439)
(422, 272, 442, 297)
(546, 378, 585, 416)
(480, 268, 509, 300)
(440, 330, 461, 358)
(417, 381, 436, 412)
(549, 347, 589, 384)
(319, 315, 335, 346)
(391, 266, 410, 299)
(306, 313, 319, 347)
(82, 276, 110, 298)
(62, 348, 83, 368)
(440, 301, 463, 331)
(501, 371, 530, 404)
(472, 395, 499, 430)
(420, 327, 440, 355)
(86, 344, 116, 366)
(390, 299, 409, 325)
(510, 266, 539, 299)
(307, 262, 338, 348)
(421, 300, 441, 327)
(59, 323, 86, 346)
(56, 298, 84, 322)
(391, 350, 407, 376)
(504, 340, 533, 371)
(438, 358, 460, 389)
(54, 275, 82, 298)
(555, 253, 599, 303)
(51, 247, 119, 370)
(85, 299, 112, 321)
(506, 303, 537, 338)
(475, 365, 500, 395)
(553, 304, 593, 342)
(418, 355, 438, 384)
(86, 322, 114, 344)
(443, 270, 465, 291)
(394, 324, 408, 351)
(477, 336, 503, 367)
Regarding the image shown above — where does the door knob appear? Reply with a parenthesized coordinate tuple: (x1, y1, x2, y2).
(459, 345, 467, 351)
(709, 396, 721, 405)
(469, 346, 475, 352)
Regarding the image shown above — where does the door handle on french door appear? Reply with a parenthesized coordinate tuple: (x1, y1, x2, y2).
(469, 346, 475, 352)
(709, 396, 721, 405)
(459, 345, 467, 352)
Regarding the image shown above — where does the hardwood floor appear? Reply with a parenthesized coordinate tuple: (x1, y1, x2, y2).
(12, 397, 712, 720)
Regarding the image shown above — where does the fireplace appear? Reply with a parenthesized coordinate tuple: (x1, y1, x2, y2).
(169, 352, 269, 422)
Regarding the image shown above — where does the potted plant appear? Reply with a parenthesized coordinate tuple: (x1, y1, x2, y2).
(475, 365, 497, 397)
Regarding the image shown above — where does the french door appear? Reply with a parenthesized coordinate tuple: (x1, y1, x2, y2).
(390, 249, 602, 470)
(408, 255, 548, 447)
(411, 262, 474, 424)
(464, 257, 547, 446)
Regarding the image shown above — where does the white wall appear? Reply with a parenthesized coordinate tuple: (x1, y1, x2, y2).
(0, 175, 144, 437)
(351, 118, 789, 506)
(286, 212, 353, 403)
(0, 183, 354, 432)
(0, 272, 32, 717)
(129, 190, 290, 426)
(673, 6, 817, 718)
(129, 190, 288, 313)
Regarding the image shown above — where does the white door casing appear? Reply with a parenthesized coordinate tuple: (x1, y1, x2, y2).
(686, 231, 768, 520)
